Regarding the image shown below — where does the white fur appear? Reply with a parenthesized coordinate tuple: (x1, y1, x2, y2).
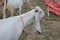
(0, 6, 44, 40)
(3, 0, 30, 19)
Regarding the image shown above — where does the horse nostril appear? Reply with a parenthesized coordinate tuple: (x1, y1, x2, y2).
(37, 31, 42, 35)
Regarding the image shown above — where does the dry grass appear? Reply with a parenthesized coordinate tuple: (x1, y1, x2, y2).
(0, 0, 60, 40)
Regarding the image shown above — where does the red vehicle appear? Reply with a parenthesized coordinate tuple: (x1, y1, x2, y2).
(45, 0, 60, 16)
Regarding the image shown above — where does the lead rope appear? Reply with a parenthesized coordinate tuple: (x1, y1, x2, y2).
(20, 16, 24, 28)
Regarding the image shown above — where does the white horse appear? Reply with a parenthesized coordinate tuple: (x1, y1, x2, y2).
(0, 6, 44, 40)
(3, 0, 30, 19)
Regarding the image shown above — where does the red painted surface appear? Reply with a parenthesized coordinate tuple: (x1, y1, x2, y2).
(45, 0, 60, 16)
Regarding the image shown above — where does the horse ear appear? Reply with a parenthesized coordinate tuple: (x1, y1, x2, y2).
(35, 9, 39, 12)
